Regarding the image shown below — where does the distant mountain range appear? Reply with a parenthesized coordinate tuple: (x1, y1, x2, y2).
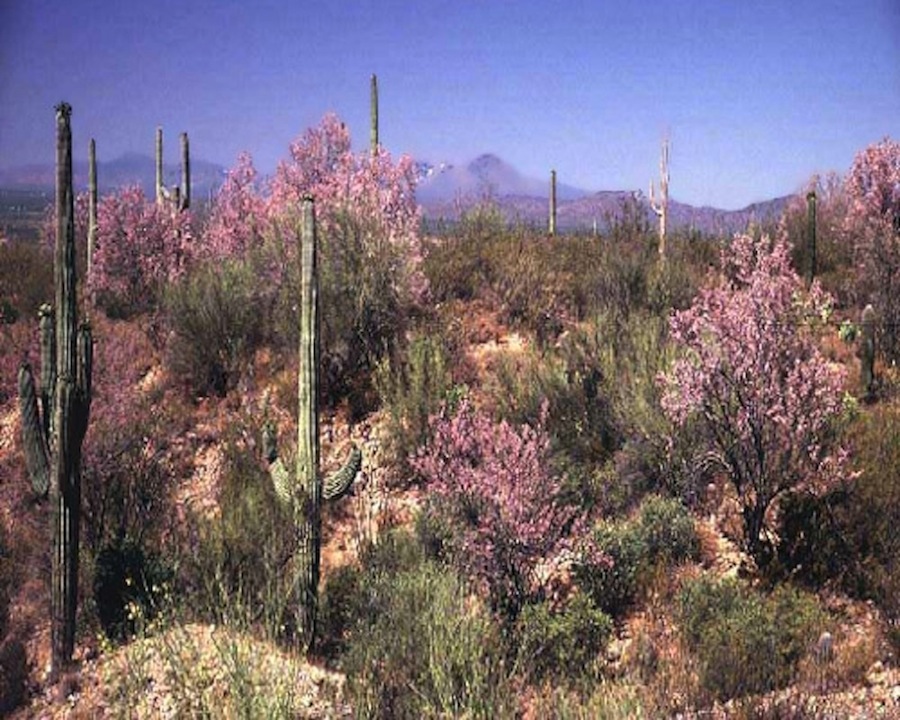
(415, 154, 790, 235)
(0, 152, 790, 236)
(0, 152, 225, 200)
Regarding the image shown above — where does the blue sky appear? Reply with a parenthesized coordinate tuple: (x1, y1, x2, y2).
(1, 0, 898, 209)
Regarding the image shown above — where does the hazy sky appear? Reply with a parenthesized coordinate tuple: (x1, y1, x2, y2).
(1, 0, 898, 209)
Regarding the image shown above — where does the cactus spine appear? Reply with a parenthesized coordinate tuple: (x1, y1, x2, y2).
(861, 304, 876, 400)
(265, 196, 361, 651)
(549, 169, 557, 236)
(649, 135, 670, 258)
(155, 126, 164, 205)
(806, 190, 817, 287)
(18, 103, 93, 675)
(370, 73, 379, 156)
(180, 131, 190, 210)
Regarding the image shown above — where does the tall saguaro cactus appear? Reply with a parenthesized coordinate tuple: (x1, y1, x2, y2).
(649, 136, 670, 258)
(806, 190, 817, 287)
(87, 138, 97, 302)
(180, 131, 191, 210)
(155, 126, 164, 205)
(264, 196, 361, 651)
(18, 103, 93, 675)
(370, 73, 379, 156)
(860, 304, 876, 400)
(549, 169, 557, 236)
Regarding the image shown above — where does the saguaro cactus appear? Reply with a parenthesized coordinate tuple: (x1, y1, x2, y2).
(370, 73, 379, 156)
(549, 169, 557, 236)
(860, 304, 876, 400)
(264, 196, 361, 651)
(18, 103, 93, 675)
(180, 131, 191, 211)
(155, 126, 164, 205)
(649, 136, 670, 258)
(806, 190, 817, 287)
(87, 138, 97, 302)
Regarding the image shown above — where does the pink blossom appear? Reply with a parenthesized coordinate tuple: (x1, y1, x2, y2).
(412, 399, 601, 619)
(660, 233, 848, 564)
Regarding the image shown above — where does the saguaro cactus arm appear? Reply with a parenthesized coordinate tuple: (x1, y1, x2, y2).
(18, 364, 51, 496)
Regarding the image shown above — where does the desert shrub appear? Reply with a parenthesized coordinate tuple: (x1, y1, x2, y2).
(82, 319, 166, 556)
(661, 233, 848, 566)
(423, 200, 507, 303)
(91, 185, 194, 318)
(179, 431, 295, 640)
(637, 495, 699, 564)
(577, 518, 648, 617)
(266, 115, 425, 406)
(343, 561, 513, 719)
(0, 239, 54, 324)
(0, 320, 37, 406)
(844, 138, 900, 362)
(489, 335, 619, 472)
(0, 523, 9, 640)
(0, 636, 26, 715)
(412, 399, 599, 621)
(373, 331, 456, 482)
(677, 577, 826, 701)
(92, 538, 173, 642)
(577, 496, 697, 617)
(514, 593, 613, 684)
(778, 404, 900, 635)
(164, 257, 264, 396)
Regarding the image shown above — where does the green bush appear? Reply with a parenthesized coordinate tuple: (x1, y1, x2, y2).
(0, 239, 54, 324)
(577, 519, 648, 617)
(637, 495, 699, 565)
(343, 561, 513, 719)
(577, 496, 697, 617)
(374, 332, 455, 483)
(514, 593, 613, 684)
(164, 257, 264, 397)
(179, 430, 295, 640)
(777, 404, 900, 643)
(676, 577, 826, 701)
(92, 538, 173, 642)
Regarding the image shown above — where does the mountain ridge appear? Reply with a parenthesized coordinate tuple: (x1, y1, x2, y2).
(0, 152, 791, 235)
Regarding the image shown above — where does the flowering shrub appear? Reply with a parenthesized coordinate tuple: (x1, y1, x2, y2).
(200, 152, 268, 263)
(661, 233, 847, 566)
(844, 138, 900, 361)
(91, 186, 193, 317)
(266, 114, 426, 399)
(412, 399, 601, 620)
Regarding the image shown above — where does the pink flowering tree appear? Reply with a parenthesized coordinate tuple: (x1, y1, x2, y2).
(200, 152, 268, 263)
(91, 186, 193, 317)
(267, 114, 426, 392)
(660, 233, 848, 566)
(844, 138, 900, 361)
(412, 399, 600, 621)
